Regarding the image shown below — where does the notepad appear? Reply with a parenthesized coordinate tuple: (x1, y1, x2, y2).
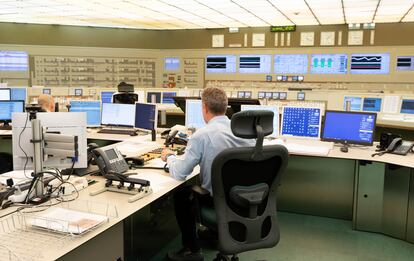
(29, 207, 108, 234)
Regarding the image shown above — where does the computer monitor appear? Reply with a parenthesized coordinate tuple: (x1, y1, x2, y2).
(0, 88, 11, 100)
(74, 89, 83, 96)
(363, 97, 382, 112)
(101, 91, 115, 103)
(135, 103, 157, 131)
(272, 92, 280, 100)
(10, 87, 27, 102)
(297, 92, 305, 100)
(321, 111, 376, 145)
(12, 112, 88, 170)
(237, 91, 245, 98)
(185, 99, 206, 129)
(162, 92, 176, 104)
(241, 105, 280, 138)
(101, 103, 135, 127)
(43, 88, 51, 95)
(69, 100, 101, 127)
(279, 92, 287, 100)
(147, 92, 161, 103)
(281, 106, 322, 138)
(400, 99, 414, 114)
(258, 92, 265, 99)
(0, 100, 25, 126)
(344, 96, 362, 111)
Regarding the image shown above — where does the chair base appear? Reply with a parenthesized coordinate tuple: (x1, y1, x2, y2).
(213, 253, 239, 261)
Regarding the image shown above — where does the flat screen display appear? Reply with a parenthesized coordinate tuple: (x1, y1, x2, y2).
(344, 96, 362, 111)
(396, 56, 414, 71)
(0, 51, 28, 71)
(135, 103, 157, 130)
(10, 88, 27, 102)
(101, 91, 114, 103)
(0, 100, 24, 121)
(69, 101, 101, 127)
(281, 107, 321, 138)
(310, 54, 347, 74)
(164, 57, 180, 71)
(322, 111, 376, 145)
(362, 98, 382, 112)
(274, 54, 308, 74)
(162, 92, 176, 104)
(147, 92, 161, 103)
(0, 88, 11, 101)
(350, 53, 390, 74)
(206, 55, 237, 73)
(101, 103, 135, 127)
(239, 55, 271, 74)
(185, 99, 206, 129)
(401, 99, 414, 114)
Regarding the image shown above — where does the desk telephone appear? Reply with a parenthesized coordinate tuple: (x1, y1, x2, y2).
(372, 137, 414, 157)
(93, 147, 129, 175)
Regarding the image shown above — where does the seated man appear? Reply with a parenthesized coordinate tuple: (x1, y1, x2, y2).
(161, 87, 255, 261)
(37, 94, 55, 112)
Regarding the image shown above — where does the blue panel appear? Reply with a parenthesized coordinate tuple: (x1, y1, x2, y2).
(69, 101, 101, 127)
(162, 92, 176, 104)
(101, 91, 115, 103)
(135, 103, 157, 130)
(322, 111, 376, 145)
(10, 88, 26, 102)
(281, 107, 321, 138)
(343, 96, 362, 111)
(0, 101, 24, 121)
(401, 99, 414, 114)
(363, 98, 382, 112)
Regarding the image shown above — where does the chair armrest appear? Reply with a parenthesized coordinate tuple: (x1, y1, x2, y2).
(191, 185, 210, 197)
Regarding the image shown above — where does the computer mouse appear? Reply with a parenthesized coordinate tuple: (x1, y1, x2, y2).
(340, 146, 349, 153)
(130, 132, 138, 136)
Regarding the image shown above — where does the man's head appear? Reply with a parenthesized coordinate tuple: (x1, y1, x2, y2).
(201, 87, 228, 123)
(38, 94, 55, 112)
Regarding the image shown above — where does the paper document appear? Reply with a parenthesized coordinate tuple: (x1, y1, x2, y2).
(383, 96, 400, 113)
(130, 172, 177, 193)
(285, 143, 331, 156)
(29, 207, 108, 234)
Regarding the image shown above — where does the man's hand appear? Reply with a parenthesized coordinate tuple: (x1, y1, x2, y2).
(161, 148, 175, 162)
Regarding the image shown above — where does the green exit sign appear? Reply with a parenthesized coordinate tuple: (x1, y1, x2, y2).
(270, 25, 296, 32)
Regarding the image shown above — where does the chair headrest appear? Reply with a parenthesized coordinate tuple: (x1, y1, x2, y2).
(231, 110, 274, 139)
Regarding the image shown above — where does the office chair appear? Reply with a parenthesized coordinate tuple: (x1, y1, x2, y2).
(112, 92, 138, 104)
(192, 110, 289, 261)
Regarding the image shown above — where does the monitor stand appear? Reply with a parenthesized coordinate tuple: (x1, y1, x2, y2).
(0, 122, 12, 130)
(340, 142, 349, 153)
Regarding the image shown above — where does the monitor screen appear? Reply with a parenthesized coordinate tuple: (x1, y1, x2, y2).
(164, 57, 180, 71)
(258, 92, 265, 99)
(396, 56, 414, 71)
(322, 111, 376, 145)
(0, 100, 24, 121)
(350, 53, 390, 74)
(401, 99, 414, 114)
(274, 54, 308, 74)
(43, 88, 51, 95)
(147, 92, 161, 103)
(310, 54, 348, 74)
(101, 91, 114, 103)
(10, 88, 26, 102)
(241, 105, 279, 137)
(162, 92, 176, 104)
(239, 55, 271, 74)
(272, 92, 280, 100)
(279, 92, 287, 100)
(0, 88, 11, 100)
(237, 91, 245, 98)
(265, 92, 273, 99)
(101, 103, 135, 127)
(344, 96, 362, 111)
(74, 89, 83, 96)
(206, 55, 237, 73)
(0, 51, 28, 71)
(135, 103, 157, 130)
(297, 92, 305, 100)
(281, 107, 321, 138)
(245, 91, 252, 98)
(363, 97, 382, 112)
(69, 100, 101, 127)
(185, 99, 206, 129)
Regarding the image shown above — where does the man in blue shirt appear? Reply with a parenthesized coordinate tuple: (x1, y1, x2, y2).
(161, 87, 255, 261)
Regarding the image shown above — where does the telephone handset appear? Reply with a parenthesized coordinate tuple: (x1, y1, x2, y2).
(387, 138, 414, 155)
(164, 130, 178, 147)
(372, 137, 414, 157)
(93, 147, 129, 175)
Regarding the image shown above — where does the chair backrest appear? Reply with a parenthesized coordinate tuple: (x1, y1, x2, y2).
(112, 92, 138, 104)
(211, 110, 289, 255)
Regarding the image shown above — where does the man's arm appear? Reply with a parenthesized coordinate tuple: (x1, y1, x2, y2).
(162, 137, 203, 181)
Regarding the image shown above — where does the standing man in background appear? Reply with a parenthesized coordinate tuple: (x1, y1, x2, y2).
(37, 94, 55, 112)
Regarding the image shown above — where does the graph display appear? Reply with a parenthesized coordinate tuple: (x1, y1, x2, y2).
(239, 55, 271, 74)
(164, 57, 180, 71)
(344, 96, 362, 111)
(274, 54, 308, 74)
(350, 53, 390, 74)
(206, 55, 237, 73)
(281, 107, 321, 138)
(310, 54, 347, 74)
(0, 51, 28, 71)
(363, 98, 382, 112)
(396, 56, 414, 71)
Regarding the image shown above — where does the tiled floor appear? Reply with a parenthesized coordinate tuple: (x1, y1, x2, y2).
(151, 212, 414, 261)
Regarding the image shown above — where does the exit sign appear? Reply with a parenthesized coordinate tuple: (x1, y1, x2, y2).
(270, 25, 296, 32)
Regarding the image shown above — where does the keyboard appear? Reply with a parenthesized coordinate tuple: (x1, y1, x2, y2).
(284, 143, 331, 156)
(98, 128, 138, 135)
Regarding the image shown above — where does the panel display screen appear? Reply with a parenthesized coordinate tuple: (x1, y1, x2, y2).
(344, 96, 362, 111)
(274, 54, 308, 74)
(162, 92, 176, 104)
(401, 99, 414, 114)
(69, 101, 101, 127)
(396, 56, 414, 71)
(206, 55, 237, 73)
(101, 91, 115, 103)
(0, 101, 24, 121)
(322, 111, 376, 145)
(0, 89, 11, 101)
(135, 103, 157, 130)
(310, 54, 347, 74)
(101, 103, 135, 127)
(147, 92, 161, 103)
(0, 51, 28, 71)
(281, 107, 321, 138)
(239, 55, 271, 74)
(164, 57, 180, 71)
(185, 99, 206, 129)
(10, 88, 27, 102)
(362, 98, 382, 112)
(350, 53, 390, 74)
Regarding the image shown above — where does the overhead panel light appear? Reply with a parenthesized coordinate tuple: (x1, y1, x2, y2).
(348, 23, 361, 30)
(363, 23, 375, 29)
(229, 27, 239, 33)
